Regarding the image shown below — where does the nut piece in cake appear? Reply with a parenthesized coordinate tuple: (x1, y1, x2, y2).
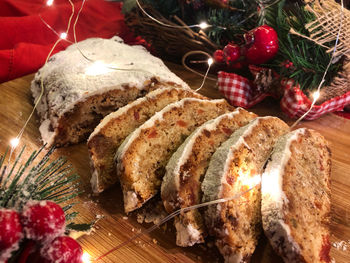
(202, 116, 289, 262)
(116, 98, 234, 213)
(31, 37, 188, 147)
(161, 108, 257, 247)
(261, 128, 331, 263)
(88, 87, 206, 194)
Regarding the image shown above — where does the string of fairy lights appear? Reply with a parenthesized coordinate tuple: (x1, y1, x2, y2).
(4, 0, 345, 262)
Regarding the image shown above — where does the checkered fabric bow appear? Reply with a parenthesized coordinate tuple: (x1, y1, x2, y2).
(218, 71, 350, 120)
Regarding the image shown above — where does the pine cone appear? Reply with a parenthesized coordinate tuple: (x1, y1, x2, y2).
(253, 68, 284, 98)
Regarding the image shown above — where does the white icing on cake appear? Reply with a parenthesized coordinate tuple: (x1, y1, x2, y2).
(124, 191, 139, 213)
(31, 37, 189, 145)
(202, 117, 273, 203)
(261, 128, 306, 261)
(174, 221, 202, 247)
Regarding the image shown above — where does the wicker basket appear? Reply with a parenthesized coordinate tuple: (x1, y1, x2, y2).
(124, 5, 218, 62)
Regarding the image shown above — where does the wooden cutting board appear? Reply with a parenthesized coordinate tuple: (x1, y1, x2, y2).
(0, 62, 349, 262)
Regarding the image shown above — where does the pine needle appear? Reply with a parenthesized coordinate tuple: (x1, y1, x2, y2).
(0, 145, 81, 214)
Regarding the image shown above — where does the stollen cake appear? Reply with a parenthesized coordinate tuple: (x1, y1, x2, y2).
(161, 108, 257, 247)
(31, 37, 188, 147)
(261, 128, 331, 263)
(202, 117, 289, 263)
(116, 98, 234, 213)
(88, 87, 205, 194)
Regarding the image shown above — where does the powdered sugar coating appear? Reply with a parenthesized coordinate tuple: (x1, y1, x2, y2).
(31, 37, 189, 145)
(174, 221, 202, 247)
(41, 236, 83, 263)
(0, 209, 23, 262)
(201, 117, 272, 203)
(21, 200, 66, 242)
(261, 128, 306, 261)
(31, 37, 188, 121)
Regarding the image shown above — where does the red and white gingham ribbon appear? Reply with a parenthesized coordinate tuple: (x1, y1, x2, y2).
(217, 70, 350, 120)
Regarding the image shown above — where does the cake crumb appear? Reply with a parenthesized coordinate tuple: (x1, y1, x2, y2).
(123, 216, 128, 220)
(332, 240, 350, 251)
(152, 238, 158, 244)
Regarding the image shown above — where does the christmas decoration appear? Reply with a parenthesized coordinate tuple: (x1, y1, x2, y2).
(22, 201, 66, 242)
(244, 25, 279, 65)
(40, 236, 83, 263)
(122, 0, 350, 119)
(0, 209, 22, 261)
(213, 49, 224, 63)
(0, 146, 92, 262)
(223, 43, 241, 65)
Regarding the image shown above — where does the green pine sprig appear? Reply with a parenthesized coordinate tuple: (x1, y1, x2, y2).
(262, 0, 343, 91)
(0, 145, 81, 223)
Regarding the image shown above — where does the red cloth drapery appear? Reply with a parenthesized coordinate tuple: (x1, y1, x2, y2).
(0, 0, 135, 83)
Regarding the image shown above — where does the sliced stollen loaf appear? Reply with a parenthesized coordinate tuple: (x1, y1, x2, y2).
(161, 108, 257, 247)
(88, 88, 205, 194)
(202, 116, 289, 263)
(261, 128, 331, 263)
(116, 98, 234, 213)
(31, 37, 188, 147)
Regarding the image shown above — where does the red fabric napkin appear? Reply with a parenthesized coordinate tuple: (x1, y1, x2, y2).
(0, 0, 135, 83)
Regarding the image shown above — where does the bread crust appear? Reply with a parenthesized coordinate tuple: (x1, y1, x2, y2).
(261, 128, 331, 263)
(202, 117, 289, 262)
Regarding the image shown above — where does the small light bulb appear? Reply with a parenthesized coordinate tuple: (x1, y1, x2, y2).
(313, 91, 320, 101)
(60, 32, 67, 39)
(199, 22, 209, 29)
(85, 61, 115, 76)
(10, 138, 20, 149)
(81, 252, 91, 263)
(207, 58, 214, 66)
(47, 0, 54, 6)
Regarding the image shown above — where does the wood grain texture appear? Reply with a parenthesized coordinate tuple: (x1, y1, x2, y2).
(0, 62, 349, 262)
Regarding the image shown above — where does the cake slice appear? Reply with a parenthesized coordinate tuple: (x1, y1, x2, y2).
(116, 98, 234, 213)
(31, 37, 188, 147)
(261, 128, 331, 263)
(202, 117, 289, 263)
(161, 108, 257, 247)
(88, 87, 205, 194)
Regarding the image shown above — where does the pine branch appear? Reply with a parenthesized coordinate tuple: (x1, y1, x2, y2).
(0, 146, 81, 214)
(263, 1, 343, 91)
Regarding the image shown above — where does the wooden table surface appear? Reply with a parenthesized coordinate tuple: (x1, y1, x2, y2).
(0, 62, 349, 262)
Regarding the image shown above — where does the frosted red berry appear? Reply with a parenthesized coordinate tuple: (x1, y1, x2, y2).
(223, 43, 241, 65)
(0, 208, 22, 260)
(213, 49, 224, 63)
(21, 200, 65, 242)
(41, 236, 83, 263)
(244, 25, 279, 64)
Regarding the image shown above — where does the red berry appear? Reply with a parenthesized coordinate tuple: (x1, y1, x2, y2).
(223, 43, 241, 65)
(41, 236, 83, 263)
(22, 201, 65, 241)
(213, 49, 224, 63)
(244, 25, 279, 64)
(0, 209, 22, 261)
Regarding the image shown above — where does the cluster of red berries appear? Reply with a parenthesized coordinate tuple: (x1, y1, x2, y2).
(213, 25, 279, 68)
(0, 201, 83, 263)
